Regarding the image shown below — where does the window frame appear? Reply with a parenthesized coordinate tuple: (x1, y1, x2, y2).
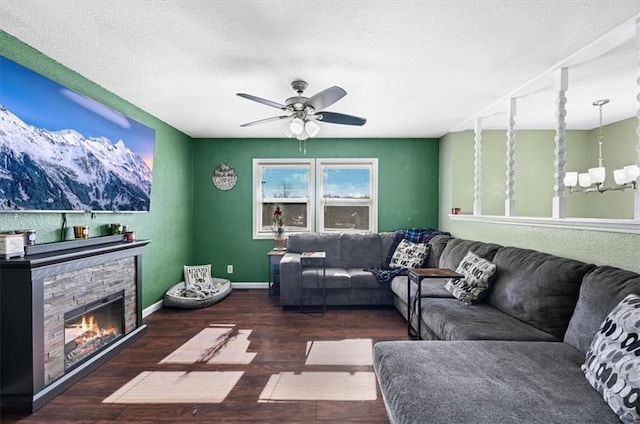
(253, 158, 315, 239)
(316, 159, 378, 233)
(252, 158, 378, 239)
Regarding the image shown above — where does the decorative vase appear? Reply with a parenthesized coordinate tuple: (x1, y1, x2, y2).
(275, 237, 286, 250)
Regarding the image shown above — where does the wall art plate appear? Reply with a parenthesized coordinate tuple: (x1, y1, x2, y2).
(212, 163, 238, 191)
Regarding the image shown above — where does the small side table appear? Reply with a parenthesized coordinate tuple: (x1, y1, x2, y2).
(407, 268, 463, 340)
(267, 249, 286, 297)
(299, 251, 326, 315)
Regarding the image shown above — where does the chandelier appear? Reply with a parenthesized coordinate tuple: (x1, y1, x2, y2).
(564, 99, 639, 193)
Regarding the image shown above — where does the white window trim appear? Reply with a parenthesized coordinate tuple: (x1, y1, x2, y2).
(252, 158, 378, 239)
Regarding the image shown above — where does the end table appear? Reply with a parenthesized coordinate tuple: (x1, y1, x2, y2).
(299, 251, 326, 315)
(267, 249, 286, 297)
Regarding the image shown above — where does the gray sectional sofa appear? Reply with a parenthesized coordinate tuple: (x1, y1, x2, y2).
(279, 230, 640, 422)
(375, 234, 640, 424)
(279, 232, 398, 307)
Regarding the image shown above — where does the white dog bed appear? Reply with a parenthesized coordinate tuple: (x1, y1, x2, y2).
(163, 278, 232, 309)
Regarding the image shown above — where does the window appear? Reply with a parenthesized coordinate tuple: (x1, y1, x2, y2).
(253, 158, 378, 238)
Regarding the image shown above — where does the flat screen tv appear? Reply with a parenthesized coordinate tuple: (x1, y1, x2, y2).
(0, 56, 155, 212)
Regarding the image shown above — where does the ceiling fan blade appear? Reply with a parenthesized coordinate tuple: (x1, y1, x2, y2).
(315, 111, 367, 126)
(237, 93, 286, 110)
(305, 86, 347, 111)
(240, 115, 290, 127)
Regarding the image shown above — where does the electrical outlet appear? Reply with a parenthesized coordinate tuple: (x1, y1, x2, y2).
(227, 265, 233, 274)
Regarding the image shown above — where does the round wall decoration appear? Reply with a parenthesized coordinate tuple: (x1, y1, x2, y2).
(212, 163, 238, 191)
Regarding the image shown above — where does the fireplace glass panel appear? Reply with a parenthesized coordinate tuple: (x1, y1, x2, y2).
(64, 291, 124, 371)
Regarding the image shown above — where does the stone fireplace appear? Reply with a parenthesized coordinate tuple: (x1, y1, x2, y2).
(0, 236, 149, 413)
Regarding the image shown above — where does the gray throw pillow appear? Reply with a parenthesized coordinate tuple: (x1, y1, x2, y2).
(445, 250, 496, 305)
(582, 293, 640, 424)
(389, 239, 429, 269)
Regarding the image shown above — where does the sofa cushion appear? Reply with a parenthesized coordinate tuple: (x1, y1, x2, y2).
(380, 232, 396, 261)
(487, 246, 595, 339)
(389, 239, 429, 268)
(419, 297, 557, 341)
(340, 233, 383, 269)
(348, 268, 382, 289)
(582, 293, 640, 424)
(565, 265, 640, 355)
(301, 267, 350, 289)
(373, 340, 621, 424)
(425, 234, 452, 268)
(287, 233, 342, 268)
(445, 251, 497, 305)
(438, 238, 501, 270)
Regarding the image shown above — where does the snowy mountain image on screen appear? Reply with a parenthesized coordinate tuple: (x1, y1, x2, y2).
(0, 105, 152, 211)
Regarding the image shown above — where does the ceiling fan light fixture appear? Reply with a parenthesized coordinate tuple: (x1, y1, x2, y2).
(305, 120, 320, 138)
(290, 117, 305, 135)
(296, 131, 309, 141)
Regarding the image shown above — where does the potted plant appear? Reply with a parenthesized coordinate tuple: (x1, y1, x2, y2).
(272, 205, 286, 250)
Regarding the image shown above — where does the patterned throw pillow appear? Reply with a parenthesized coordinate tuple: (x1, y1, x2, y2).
(444, 250, 497, 305)
(582, 294, 640, 424)
(389, 239, 429, 269)
(183, 264, 213, 290)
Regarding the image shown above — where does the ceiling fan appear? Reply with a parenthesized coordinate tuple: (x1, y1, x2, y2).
(236, 80, 366, 140)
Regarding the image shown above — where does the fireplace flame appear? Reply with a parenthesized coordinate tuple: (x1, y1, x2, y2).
(65, 304, 123, 370)
(75, 315, 116, 340)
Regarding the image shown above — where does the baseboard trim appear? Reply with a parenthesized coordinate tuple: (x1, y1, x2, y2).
(231, 282, 269, 290)
(142, 283, 269, 318)
(142, 299, 163, 318)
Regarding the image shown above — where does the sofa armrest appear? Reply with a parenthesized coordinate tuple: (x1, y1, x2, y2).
(280, 252, 301, 306)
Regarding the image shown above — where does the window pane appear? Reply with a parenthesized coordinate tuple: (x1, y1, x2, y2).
(322, 168, 370, 199)
(263, 168, 309, 198)
(324, 206, 369, 230)
(262, 203, 308, 230)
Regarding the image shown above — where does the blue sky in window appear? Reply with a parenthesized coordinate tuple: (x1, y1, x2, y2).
(263, 168, 309, 198)
(0, 56, 155, 168)
(324, 169, 370, 198)
(262, 167, 370, 198)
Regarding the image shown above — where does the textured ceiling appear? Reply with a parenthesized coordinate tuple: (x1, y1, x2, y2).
(0, 1, 638, 139)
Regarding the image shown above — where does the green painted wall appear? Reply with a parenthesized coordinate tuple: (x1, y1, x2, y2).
(440, 127, 640, 274)
(0, 31, 194, 308)
(191, 138, 439, 282)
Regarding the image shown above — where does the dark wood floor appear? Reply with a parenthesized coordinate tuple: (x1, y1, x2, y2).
(3, 289, 407, 423)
